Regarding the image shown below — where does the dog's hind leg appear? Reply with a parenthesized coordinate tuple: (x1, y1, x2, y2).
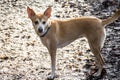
(100, 28, 106, 49)
(87, 35, 105, 77)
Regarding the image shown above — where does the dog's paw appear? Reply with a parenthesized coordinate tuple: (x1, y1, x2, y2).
(93, 71, 101, 77)
(47, 74, 55, 80)
(93, 68, 106, 76)
(47, 76, 54, 80)
(46, 74, 59, 80)
(92, 68, 106, 79)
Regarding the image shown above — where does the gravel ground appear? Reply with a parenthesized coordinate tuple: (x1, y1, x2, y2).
(0, 0, 120, 80)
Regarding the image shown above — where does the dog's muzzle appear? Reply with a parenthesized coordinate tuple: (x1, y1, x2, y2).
(38, 27, 43, 33)
(40, 27, 50, 37)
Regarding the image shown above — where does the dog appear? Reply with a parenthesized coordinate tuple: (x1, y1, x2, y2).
(27, 6, 120, 79)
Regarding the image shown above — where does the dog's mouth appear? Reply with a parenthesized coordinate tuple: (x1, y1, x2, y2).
(39, 20, 51, 37)
(40, 27, 50, 37)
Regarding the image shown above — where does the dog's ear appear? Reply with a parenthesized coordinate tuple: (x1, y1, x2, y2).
(44, 6, 52, 18)
(27, 6, 35, 18)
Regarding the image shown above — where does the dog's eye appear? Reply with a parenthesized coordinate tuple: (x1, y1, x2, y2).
(34, 21, 39, 25)
(42, 21, 46, 25)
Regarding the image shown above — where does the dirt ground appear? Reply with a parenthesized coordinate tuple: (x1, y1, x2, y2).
(0, 0, 120, 80)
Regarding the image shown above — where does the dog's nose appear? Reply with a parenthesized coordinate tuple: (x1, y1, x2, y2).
(38, 27, 43, 33)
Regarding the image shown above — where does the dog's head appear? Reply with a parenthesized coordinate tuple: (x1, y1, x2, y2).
(27, 6, 52, 36)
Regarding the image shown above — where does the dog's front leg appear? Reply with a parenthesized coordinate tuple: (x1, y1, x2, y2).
(47, 46, 57, 80)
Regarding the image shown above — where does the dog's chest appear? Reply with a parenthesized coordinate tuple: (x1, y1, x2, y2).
(57, 39, 75, 48)
(56, 34, 82, 48)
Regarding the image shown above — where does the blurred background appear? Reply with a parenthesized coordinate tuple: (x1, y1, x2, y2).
(0, 0, 120, 80)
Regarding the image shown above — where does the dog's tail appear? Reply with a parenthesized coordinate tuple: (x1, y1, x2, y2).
(102, 9, 120, 26)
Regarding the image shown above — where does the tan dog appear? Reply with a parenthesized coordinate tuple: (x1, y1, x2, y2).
(27, 6, 120, 79)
